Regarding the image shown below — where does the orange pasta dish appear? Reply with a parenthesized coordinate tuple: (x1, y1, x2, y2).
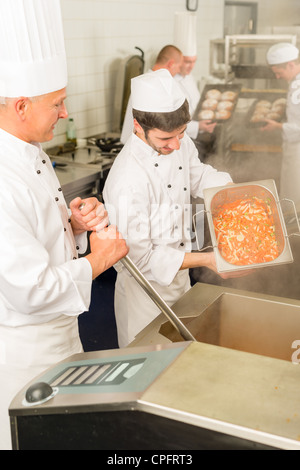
(213, 196, 280, 265)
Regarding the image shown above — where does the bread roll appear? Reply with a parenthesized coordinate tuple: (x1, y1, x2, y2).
(271, 104, 285, 115)
(206, 89, 222, 101)
(215, 109, 231, 120)
(202, 98, 218, 110)
(266, 112, 281, 121)
(221, 91, 237, 101)
(198, 109, 215, 120)
(250, 113, 266, 123)
(254, 105, 269, 116)
(217, 100, 234, 111)
(256, 100, 271, 108)
(273, 98, 287, 107)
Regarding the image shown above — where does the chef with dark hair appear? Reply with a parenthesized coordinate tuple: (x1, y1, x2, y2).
(103, 69, 233, 348)
(120, 44, 183, 144)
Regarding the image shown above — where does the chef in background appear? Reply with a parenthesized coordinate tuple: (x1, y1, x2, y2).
(103, 69, 236, 348)
(0, 0, 128, 450)
(173, 11, 217, 149)
(120, 44, 183, 144)
(263, 43, 300, 207)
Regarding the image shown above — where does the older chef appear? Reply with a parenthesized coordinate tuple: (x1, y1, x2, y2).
(173, 12, 216, 141)
(0, 0, 128, 450)
(263, 42, 300, 207)
(120, 44, 183, 144)
(103, 69, 233, 348)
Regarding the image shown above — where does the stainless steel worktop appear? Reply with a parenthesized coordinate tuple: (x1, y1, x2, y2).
(50, 146, 116, 204)
(128, 282, 300, 449)
(9, 282, 300, 449)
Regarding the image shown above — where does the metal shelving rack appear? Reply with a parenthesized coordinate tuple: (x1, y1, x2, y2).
(210, 34, 297, 82)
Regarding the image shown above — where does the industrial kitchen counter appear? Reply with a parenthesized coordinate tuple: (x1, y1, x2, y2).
(49, 146, 116, 205)
(128, 282, 300, 449)
(9, 283, 300, 450)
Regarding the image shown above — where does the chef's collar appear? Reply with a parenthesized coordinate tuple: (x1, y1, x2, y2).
(132, 133, 159, 158)
(0, 127, 41, 162)
(132, 131, 181, 159)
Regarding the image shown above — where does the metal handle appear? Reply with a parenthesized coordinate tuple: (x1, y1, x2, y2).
(121, 255, 196, 342)
(192, 209, 214, 252)
(279, 198, 300, 237)
(79, 202, 196, 342)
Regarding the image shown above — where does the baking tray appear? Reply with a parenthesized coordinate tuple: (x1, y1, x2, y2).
(246, 92, 287, 128)
(194, 84, 242, 124)
(193, 180, 298, 273)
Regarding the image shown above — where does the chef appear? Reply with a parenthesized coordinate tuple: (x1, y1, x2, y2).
(0, 0, 128, 450)
(103, 69, 234, 348)
(120, 44, 183, 144)
(173, 12, 216, 143)
(263, 42, 300, 207)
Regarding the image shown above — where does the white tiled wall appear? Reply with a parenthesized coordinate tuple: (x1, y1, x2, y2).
(47, 0, 224, 148)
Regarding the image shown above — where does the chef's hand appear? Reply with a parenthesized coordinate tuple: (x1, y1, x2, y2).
(206, 251, 253, 279)
(260, 119, 283, 132)
(181, 251, 252, 278)
(199, 120, 217, 134)
(70, 197, 109, 235)
(182, 251, 251, 278)
(86, 226, 129, 279)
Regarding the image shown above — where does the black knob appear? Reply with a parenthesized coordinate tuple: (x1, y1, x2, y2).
(25, 382, 53, 404)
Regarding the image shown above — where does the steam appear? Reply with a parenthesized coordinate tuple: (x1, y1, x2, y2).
(192, 119, 300, 301)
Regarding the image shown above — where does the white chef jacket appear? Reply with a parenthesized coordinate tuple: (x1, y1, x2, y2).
(0, 129, 92, 327)
(103, 133, 232, 346)
(0, 128, 94, 449)
(282, 73, 300, 143)
(280, 73, 300, 205)
(174, 73, 200, 139)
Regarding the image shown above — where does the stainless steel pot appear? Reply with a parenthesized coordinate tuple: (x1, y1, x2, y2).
(193, 179, 300, 273)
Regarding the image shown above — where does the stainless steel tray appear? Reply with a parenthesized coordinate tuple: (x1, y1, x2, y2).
(193, 179, 299, 273)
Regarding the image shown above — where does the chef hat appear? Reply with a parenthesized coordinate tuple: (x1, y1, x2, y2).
(267, 43, 299, 65)
(174, 11, 197, 57)
(131, 69, 186, 113)
(0, 0, 67, 97)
